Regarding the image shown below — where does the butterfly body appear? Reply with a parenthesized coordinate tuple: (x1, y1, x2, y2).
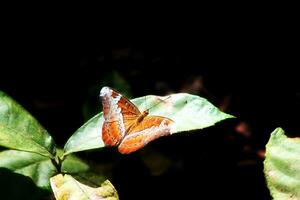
(100, 87, 173, 154)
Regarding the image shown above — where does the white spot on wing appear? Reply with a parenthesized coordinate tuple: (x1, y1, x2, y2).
(100, 86, 111, 97)
(111, 94, 125, 137)
(100, 87, 126, 138)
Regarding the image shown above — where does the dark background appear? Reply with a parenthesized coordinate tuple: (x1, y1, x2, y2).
(1, 17, 299, 199)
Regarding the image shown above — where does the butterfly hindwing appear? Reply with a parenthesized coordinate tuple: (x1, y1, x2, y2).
(118, 116, 173, 154)
(102, 121, 124, 146)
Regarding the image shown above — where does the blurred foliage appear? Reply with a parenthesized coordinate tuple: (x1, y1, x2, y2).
(140, 147, 172, 176)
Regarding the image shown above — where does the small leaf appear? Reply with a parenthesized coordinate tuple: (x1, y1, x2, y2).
(0, 91, 55, 158)
(0, 149, 90, 190)
(50, 174, 119, 200)
(0, 150, 57, 189)
(61, 153, 89, 174)
(264, 127, 300, 199)
(64, 93, 234, 155)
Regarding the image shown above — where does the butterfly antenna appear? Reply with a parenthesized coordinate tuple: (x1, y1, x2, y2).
(148, 96, 171, 111)
(144, 95, 147, 111)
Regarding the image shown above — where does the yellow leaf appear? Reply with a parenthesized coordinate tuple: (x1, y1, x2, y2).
(50, 174, 118, 200)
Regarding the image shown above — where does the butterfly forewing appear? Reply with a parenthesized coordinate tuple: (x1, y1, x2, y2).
(116, 93, 141, 117)
(100, 87, 140, 146)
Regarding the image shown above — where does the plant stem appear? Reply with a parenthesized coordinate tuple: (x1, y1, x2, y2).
(51, 156, 62, 173)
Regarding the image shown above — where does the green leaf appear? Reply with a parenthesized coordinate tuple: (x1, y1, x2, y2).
(264, 127, 300, 199)
(64, 93, 234, 155)
(0, 150, 57, 190)
(50, 174, 119, 200)
(0, 91, 55, 158)
(0, 149, 90, 190)
(61, 153, 89, 174)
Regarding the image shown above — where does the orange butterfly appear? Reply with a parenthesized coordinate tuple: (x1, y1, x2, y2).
(100, 87, 174, 154)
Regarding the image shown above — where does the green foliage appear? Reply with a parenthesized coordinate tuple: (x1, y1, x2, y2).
(0, 150, 57, 189)
(0, 89, 234, 200)
(0, 90, 119, 199)
(0, 91, 56, 158)
(0, 149, 90, 190)
(61, 153, 89, 174)
(50, 174, 119, 200)
(64, 93, 234, 155)
(264, 127, 300, 199)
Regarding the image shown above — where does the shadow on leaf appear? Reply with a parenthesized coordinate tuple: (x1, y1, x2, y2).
(0, 168, 50, 200)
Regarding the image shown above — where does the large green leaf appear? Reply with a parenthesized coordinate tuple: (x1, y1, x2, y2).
(264, 127, 300, 199)
(0, 91, 55, 158)
(64, 93, 234, 155)
(50, 174, 119, 200)
(0, 149, 90, 190)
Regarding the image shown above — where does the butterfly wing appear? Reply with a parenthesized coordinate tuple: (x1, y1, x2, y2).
(118, 116, 173, 154)
(100, 87, 141, 146)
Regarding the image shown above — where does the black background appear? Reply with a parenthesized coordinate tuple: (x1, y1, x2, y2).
(0, 15, 299, 199)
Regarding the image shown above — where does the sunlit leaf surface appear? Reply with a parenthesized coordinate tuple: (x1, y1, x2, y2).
(0, 91, 55, 157)
(264, 127, 300, 200)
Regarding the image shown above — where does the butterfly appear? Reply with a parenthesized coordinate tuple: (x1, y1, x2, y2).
(100, 87, 174, 154)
